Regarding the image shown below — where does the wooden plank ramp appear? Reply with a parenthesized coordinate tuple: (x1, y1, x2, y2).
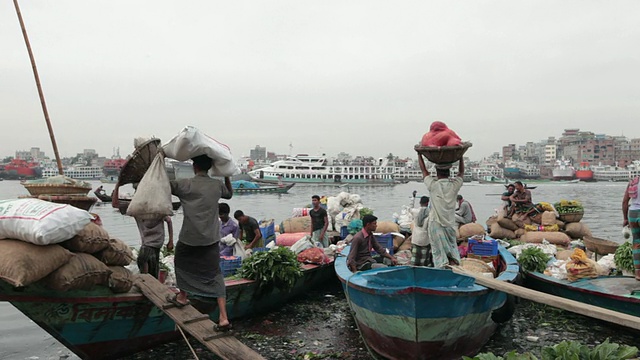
(135, 274, 265, 360)
(450, 266, 640, 331)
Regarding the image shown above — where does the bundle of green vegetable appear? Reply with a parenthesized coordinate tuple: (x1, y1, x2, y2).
(360, 207, 374, 218)
(237, 247, 303, 291)
(554, 199, 584, 214)
(465, 339, 638, 360)
(614, 241, 634, 274)
(518, 247, 551, 273)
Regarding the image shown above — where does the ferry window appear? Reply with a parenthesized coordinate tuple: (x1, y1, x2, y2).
(329, 175, 333, 179)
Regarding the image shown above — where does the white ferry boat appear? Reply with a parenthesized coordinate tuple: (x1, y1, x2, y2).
(552, 157, 576, 180)
(592, 161, 640, 182)
(248, 154, 397, 185)
(41, 165, 104, 179)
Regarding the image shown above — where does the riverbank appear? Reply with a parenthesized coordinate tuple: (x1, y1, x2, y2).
(122, 281, 638, 360)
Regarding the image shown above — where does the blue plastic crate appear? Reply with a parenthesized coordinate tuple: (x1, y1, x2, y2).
(468, 238, 498, 256)
(260, 221, 275, 240)
(340, 226, 349, 239)
(251, 247, 269, 254)
(372, 233, 394, 255)
(220, 256, 242, 277)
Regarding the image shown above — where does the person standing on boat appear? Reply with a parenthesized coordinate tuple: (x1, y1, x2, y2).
(622, 176, 640, 281)
(135, 215, 173, 278)
(455, 194, 476, 227)
(169, 154, 233, 332)
(309, 195, 329, 247)
(411, 196, 432, 267)
(417, 156, 464, 268)
(219, 203, 239, 257)
(347, 215, 397, 271)
(234, 210, 264, 250)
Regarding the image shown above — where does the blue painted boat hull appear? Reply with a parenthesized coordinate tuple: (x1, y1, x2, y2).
(0, 263, 335, 360)
(335, 247, 518, 360)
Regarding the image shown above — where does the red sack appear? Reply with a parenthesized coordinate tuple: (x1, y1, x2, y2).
(276, 232, 308, 247)
(421, 121, 462, 147)
(297, 247, 331, 265)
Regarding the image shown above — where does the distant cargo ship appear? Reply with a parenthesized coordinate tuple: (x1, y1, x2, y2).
(552, 158, 576, 181)
(575, 161, 594, 182)
(0, 159, 41, 179)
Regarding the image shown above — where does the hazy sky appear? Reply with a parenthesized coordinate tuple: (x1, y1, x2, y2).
(2, 1, 639, 161)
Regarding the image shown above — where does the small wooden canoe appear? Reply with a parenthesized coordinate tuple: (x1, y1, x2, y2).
(583, 235, 620, 255)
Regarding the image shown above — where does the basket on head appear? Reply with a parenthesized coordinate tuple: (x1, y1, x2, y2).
(414, 142, 472, 165)
(22, 183, 92, 196)
(117, 138, 162, 186)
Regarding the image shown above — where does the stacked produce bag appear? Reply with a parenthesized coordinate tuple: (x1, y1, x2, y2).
(0, 198, 135, 293)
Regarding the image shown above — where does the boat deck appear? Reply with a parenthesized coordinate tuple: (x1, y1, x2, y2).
(553, 276, 640, 299)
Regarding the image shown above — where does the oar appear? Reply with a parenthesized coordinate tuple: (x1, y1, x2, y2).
(449, 266, 640, 331)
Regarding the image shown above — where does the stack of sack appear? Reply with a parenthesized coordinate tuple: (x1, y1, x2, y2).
(0, 199, 135, 294)
(326, 192, 365, 231)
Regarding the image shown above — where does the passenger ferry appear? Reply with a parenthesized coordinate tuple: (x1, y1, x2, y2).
(248, 154, 398, 185)
(41, 165, 104, 179)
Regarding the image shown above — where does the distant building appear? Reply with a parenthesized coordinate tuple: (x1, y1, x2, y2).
(15, 147, 45, 161)
(544, 144, 557, 164)
(502, 144, 516, 162)
(250, 145, 267, 161)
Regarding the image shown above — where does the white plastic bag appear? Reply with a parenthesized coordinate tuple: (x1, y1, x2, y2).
(162, 126, 240, 177)
(290, 235, 315, 254)
(0, 199, 93, 245)
(127, 153, 173, 220)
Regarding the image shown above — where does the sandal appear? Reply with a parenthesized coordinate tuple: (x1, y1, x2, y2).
(214, 323, 233, 332)
(166, 294, 190, 308)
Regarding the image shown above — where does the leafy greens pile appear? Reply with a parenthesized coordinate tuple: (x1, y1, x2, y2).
(237, 247, 303, 291)
(465, 339, 638, 360)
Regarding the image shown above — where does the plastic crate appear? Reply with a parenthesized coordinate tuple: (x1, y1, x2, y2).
(220, 256, 242, 277)
(251, 247, 269, 254)
(340, 226, 349, 239)
(260, 221, 275, 240)
(468, 238, 498, 256)
(373, 233, 394, 255)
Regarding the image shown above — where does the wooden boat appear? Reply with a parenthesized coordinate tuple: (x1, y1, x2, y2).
(335, 247, 519, 360)
(0, 262, 336, 360)
(234, 183, 294, 195)
(523, 271, 640, 318)
(583, 235, 620, 255)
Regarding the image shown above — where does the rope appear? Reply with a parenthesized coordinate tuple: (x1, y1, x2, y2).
(344, 272, 383, 360)
(176, 324, 200, 360)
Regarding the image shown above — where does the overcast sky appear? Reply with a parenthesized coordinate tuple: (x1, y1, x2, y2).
(2, 1, 639, 162)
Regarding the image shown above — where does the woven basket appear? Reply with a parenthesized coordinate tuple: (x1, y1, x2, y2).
(414, 142, 472, 165)
(558, 212, 583, 223)
(583, 235, 619, 255)
(460, 257, 496, 277)
(118, 138, 162, 185)
(19, 195, 97, 211)
(23, 183, 92, 196)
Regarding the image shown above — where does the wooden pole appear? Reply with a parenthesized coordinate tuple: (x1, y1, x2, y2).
(13, 0, 64, 175)
(450, 266, 640, 331)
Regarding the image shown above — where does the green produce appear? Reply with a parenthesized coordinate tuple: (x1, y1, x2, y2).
(519, 247, 551, 273)
(614, 241, 634, 273)
(466, 339, 638, 360)
(237, 246, 303, 291)
(554, 199, 584, 214)
(359, 207, 374, 218)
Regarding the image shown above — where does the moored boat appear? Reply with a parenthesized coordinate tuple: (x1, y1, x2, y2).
(576, 161, 595, 182)
(552, 157, 576, 181)
(335, 247, 519, 360)
(233, 182, 295, 194)
(0, 262, 336, 360)
(523, 272, 640, 318)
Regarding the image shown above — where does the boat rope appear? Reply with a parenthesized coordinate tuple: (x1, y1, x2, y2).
(176, 324, 200, 360)
(344, 273, 383, 360)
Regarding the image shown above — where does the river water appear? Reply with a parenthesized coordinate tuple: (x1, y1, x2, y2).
(0, 179, 635, 359)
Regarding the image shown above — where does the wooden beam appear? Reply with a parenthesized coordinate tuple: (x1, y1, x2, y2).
(450, 266, 640, 331)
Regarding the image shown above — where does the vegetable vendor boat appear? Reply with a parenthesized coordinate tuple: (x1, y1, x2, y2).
(523, 272, 640, 318)
(335, 247, 519, 360)
(0, 262, 335, 360)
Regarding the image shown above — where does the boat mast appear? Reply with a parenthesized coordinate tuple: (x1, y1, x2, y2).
(13, 0, 64, 175)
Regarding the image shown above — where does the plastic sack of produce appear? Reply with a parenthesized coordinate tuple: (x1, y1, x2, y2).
(162, 126, 240, 177)
(297, 247, 331, 265)
(565, 249, 598, 281)
(126, 153, 173, 220)
(420, 121, 462, 147)
(0, 198, 93, 245)
(292, 208, 311, 218)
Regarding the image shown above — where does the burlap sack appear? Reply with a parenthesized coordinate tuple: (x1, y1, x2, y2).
(556, 250, 573, 261)
(398, 235, 412, 252)
(108, 266, 133, 293)
(520, 231, 571, 247)
(564, 222, 593, 239)
(489, 223, 516, 239)
(555, 220, 565, 229)
(0, 240, 74, 287)
(393, 235, 407, 251)
(375, 221, 400, 234)
(514, 228, 526, 238)
(44, 253, 111, 291)
(280, 217, 312, 234)
(97, 239, 135, 266)
(62, 222, 110, 254)
(459, 223, 486, 239)
(541, 211, 557, 226)
(497, 218, 519, 231)
(486, 216, 498, 227)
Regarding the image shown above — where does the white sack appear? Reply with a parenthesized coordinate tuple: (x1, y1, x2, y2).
(290, 235, 315, 254)
(127, 153, 173, 220)
(162, 126, 240, 177)
(0, 199, 93, 245)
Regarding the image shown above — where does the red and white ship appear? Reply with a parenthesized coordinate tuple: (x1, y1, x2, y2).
(575, 161, 594, 182)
